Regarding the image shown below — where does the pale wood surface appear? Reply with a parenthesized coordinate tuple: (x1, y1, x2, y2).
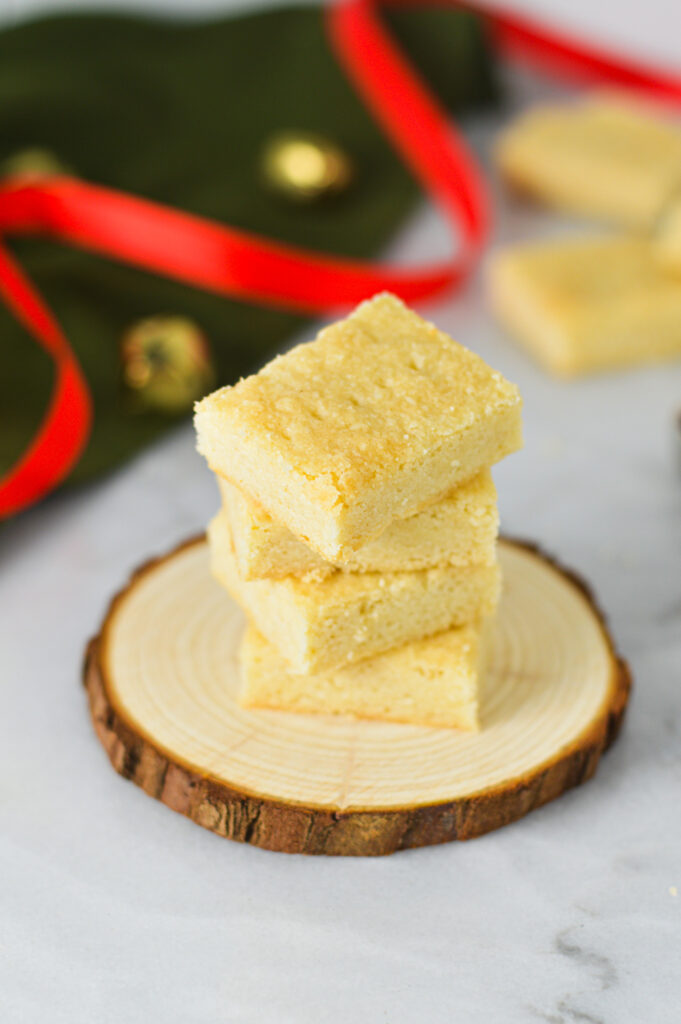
(85, 536, 629, 854)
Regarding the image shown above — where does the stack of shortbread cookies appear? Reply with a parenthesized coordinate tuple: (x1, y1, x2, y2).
(195, 294, 522, 729)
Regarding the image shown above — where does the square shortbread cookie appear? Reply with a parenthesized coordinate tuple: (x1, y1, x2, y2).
(496, 95, 681, 229)
(488, 235, 681, 376)
(208, 511, 500, 675)
(196, 293, 521, 561)
(239, 621, 487, 730)
(655, 196, 681, 276)
(219, 470, 498, 581)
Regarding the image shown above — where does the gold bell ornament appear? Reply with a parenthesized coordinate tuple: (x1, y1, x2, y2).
(1, 147, 73, 181)
(261, 131, 354, 202)
(120, 316, 215, 414)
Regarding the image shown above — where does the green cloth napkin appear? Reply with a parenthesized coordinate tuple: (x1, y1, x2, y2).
(0, 5, 498, 491)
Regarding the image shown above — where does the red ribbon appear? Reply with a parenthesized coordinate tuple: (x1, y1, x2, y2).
(1, 0, 680, 519)
(0, 241, 92, 517)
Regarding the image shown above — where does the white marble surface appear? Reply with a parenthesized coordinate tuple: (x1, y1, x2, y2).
(2, 4, 681, 1022)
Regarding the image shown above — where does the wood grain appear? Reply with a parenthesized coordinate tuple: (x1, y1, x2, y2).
(84, 537, 630, 856)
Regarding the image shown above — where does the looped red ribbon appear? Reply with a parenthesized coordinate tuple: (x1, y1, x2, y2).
(2, 0, 680, 519)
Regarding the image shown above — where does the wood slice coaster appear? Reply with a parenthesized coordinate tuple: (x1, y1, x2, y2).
(84, 537, 630, 856)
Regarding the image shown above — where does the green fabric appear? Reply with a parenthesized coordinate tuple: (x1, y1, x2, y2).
(0, 5, 498, 492)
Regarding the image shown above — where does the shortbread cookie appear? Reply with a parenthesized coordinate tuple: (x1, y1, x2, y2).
(489, 235, 681, 376)
(208, 511, 500, 674)
(219, 471, 498, 580)
(239, 621, 487, 730)
(655, 196, 681, 275)
(196, 292, 521, 561)
(496, 95, 681, 229)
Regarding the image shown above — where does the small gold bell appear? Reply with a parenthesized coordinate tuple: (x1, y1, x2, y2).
(261, 132, 354, 202)
(120, 316, 215, 414)
(1, 147, 73, 181)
